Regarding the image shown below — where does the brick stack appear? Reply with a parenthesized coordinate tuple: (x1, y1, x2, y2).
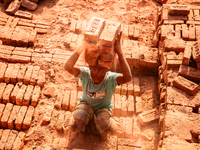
(155, 4, 200, 150)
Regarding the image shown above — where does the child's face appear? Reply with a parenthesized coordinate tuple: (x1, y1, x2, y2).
(89, 65, 108, 78)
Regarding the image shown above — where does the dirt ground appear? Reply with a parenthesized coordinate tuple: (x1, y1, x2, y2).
(0, 0, 200, 149)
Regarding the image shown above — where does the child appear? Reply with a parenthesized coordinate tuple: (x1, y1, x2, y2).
(64, 32, 132, 140)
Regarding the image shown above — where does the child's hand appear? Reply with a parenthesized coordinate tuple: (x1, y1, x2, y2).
(115, 31, 122, 54)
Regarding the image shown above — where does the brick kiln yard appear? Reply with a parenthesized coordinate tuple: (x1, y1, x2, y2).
(0, 0, 199, 150)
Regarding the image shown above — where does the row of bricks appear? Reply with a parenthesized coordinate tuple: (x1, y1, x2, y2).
(0, 129, 25, 150)
(0, 103, 34, 130)
(0, 63, 45, 87)
(0, 26, 37, 47)
(0, 82, 41, 106)
(0, 14, 50, 33)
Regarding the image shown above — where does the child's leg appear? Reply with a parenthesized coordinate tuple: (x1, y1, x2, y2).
(94, 108, 112, 140)
(73, 101, 93, 132)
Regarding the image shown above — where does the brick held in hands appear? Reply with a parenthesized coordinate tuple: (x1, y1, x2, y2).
(192, 40, 200, 63)
(84, 17, 105, 43)
(12, 131, 26, 150)
(8, 105, 21, 129)
(4, 130, 18, 150)
(11, 63, 20, 84)
(30, 66, 40, 85)
(138, 108, 159, 126)
(15, 106, 28, 130)
(173, 76, 199, 95)
(22, 106, 34, 129)
(24, 65, 33, 85)
(3, 84, 14, 104)
(16, 84, 27, 105)
(99, 44, 114, 54)
(31, 85, 41, 107)
(23, 85, 34, 106)
(1, 103, 13, 128)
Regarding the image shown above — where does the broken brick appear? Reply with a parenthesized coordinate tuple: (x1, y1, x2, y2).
(43, 86, 55, 98)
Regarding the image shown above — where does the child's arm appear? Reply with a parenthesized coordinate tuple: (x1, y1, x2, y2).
(64, 44, 84, 76)
(115, 32, 132, 84)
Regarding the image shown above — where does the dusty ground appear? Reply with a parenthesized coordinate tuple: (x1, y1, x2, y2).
(0, 0, 199, 149)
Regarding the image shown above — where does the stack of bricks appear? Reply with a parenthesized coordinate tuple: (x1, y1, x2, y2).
(0, 129, 26, 150)
(154, 4, 200, 149)
(0, 62, 45, 87)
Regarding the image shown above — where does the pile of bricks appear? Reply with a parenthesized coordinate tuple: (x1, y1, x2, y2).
(155, 4, 200, 149)
(0, 103, 34, 130)
(0, 129, 26, 150)
(0, 62, 45, 87)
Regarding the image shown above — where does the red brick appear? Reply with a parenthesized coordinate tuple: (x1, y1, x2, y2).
(10, 28, 20, 46)
(69, 19, 76, 33)
(1, 103, 13, 128)
(16, 84, 27, 105)
(167, 59, 182, 69)
(138, 108, 159, 126)
(75, 19, 82, 34)
(120, 83, 127, 95)
(133, 27, 139, 40)
(84, 17, 105, 42)
(9, 55, 31, 63)
(11, 18, 20, 28)
(35, 28, 48, 34)
(5, 17, 14, 27)
(0, 129, 11, 150)
(30, 66, 40, 85)
(31, 85, 41, 107)
(164, 37, 185, 52)
(114, 94, 121, 117)
(179, 65, 200, 82)
(0, 63, 7, 82)
(8, 105, 21, 129)
(4, 64, 14, 83)
(0, 104, 5, 123)
(22, 106, 34, 129)
(173, 76, 199, 95)
(43, 86, 55, 98)
(4, 27, 15, 45)
(194, 9, 200, 19)
(188, 25, 196, 41)
(6, 0, 20, 14)
(0, 83, 7, 103)
(161, 25, 174, 41)
(17, 65, 27, 82)
(69, 90, 77, 112)
(35, 24, 50, 30)
(41, 105, 54, 125)
(163, 20, 184, 25)
(169, 5, 190, 15)
(61, 90, 70, 111)
(135, 96, 143, 115)
(192, 40, 200, 62)
(121, 95, 127, 117)
(122, 25, 128, 40)
(16, 29, 27, 47)
(182, 44, 192, 66)
(28, 29, 37, 46)
(10, 63, 20, 84)
(55, 110, 65, 132)
(15, 106, 28, 130)
(108, 135, 117, 149)
(128, 25, 134, 39)
(161, 7, 168, 23)
(182, 24, 188, 40)
(0, 53, 10, 62)
(127, 95, 134, 116)
(12, 131, 26, 150)
(23, 65, 33, 85)
(168, 14, 188, 21)
(4, 130, 18, 150)
(54, 91, 63, 110)
(188, 10, 194, 21)
(12, 50, 32, 57)
(114, 85, 120, 94)
(175, 25, 182, 38)
(17, 21, 35, 28)
(15, 10, 33, 19)
(133, 77, 140, 96)
(63, 32, 73, 47)
(3, 84, 14, 104)
(23, 85, 34, 106)
(196, 26, 200, 40)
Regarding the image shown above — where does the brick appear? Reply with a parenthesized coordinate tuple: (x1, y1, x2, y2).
(35, 28, 48, 34)
(120, 84, 127, 95)
(17, 65, 27, 82)
(16, 84, 27, 105)
(163, 20, 184, 25)
(41, 105, 53, 125)
(133, 77, 140, 97)
(0, 104, 5, 123)
(3, 84, 14, 104)
(133, 27, 139, 40)
(0, 129, 11, 150)
(161, 7, 168, 22)
(127, 81, 133, 96)
(114, 94, 121, 116)
(167, 59, 182, 69)
(11, 18, 20, 28)
(28, 29, 37, 46)
(0, 83, 7, 103)
(179, 65, 200, 82)
(10, 64, 20, 84)
(5, 27, 15, 45)
(81, 19, 87, 34)
(114, 85, 121, 94)
(22, 106, 34, 129)
(12, 50, 32, 57)
(23, 85, 34, 106)
(182, 24, 188, 41)
(164, 37, 185, 52)
(121, 95, 127, 117)
(55, 110, 65, 132)
(128, 25, 134, 39)
(138, 108, 159, 126)
(122, 25, 129, 39)
(61, 90, 70, 111)
(16, 29, 26, 47)
(23, 65, 33, 85)
(35, 24, 50, 30)
(193, 40, 200, 62)
(15, 106, 28, 130)
(10, 28, 20, 46)
(188, 25, 196, 41)
(127, 95, 134, 115)
(69, 90, 77, 112)
(9, 55, 31, 63)
(54, 91, 63, 110)
(1, 103, 13, 128)
(0, 48, 12, 55)
(169, 5, 190, 15)
(30, 66, 40, 85)
(194, 9, 200, 20)
(175, 25, 181, 38)
(8, 105, 21, 129)
(168, 14, 188, 21)
(135, 96, 143, 115)
(4, 130, 18, 150)
(161, 25, 174, 41)
(6, 0, 21, 15)
(188, 9, 194, 21)
(4, 64, 14, 83)
(0, 63, 7, 82)
(118, 138, 141, 147)
(75, 19, 82, 34)
(12, 131, 26, 150)
(64, 32, 73, 47)
(84, 17, 105, 42)
(31, 85, 41, 107)
(5, 17, 14, 27)
(0, 53, 10, 62)
(15, 10, 33, 19)
(125, 117, 133, 139)
(173, 76, 199, 95)
(196, 26, 200, 40)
